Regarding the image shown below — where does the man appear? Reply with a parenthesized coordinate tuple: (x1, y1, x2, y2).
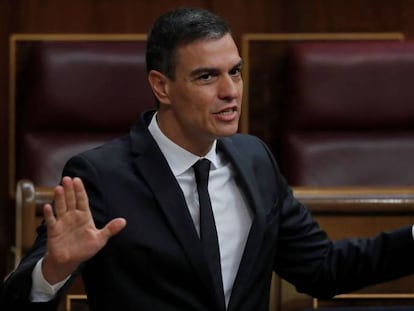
(1, 6, 414, 311)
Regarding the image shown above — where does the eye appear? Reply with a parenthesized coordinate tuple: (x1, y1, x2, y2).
(229, 67, 241, 77)
(198, 73, 214, 81)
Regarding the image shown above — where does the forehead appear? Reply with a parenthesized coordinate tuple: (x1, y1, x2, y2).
(175, 34, 241, 71)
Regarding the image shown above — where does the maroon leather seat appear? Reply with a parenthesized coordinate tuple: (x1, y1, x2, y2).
(279, 41, 414, 186)
(13, 38, 153, 188)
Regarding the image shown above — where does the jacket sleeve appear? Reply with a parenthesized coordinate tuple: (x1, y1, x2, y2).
(0, 217, 77, 310)
(274, 184, 414, 298)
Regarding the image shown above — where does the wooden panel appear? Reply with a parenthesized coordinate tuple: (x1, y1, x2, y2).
(0, 0, 14, 281)
(280, 0, 408, 33)
(10, 0, 207, 32)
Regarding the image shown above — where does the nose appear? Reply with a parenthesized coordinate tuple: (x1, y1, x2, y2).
(218, 74, 240, 101)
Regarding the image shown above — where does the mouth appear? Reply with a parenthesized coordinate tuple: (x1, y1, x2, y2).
(214, 106, 238, 115)
(213, 106, 239, 121)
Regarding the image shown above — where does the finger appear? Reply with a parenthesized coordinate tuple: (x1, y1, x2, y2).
(53, 184, 67, 217)
(72, 177, 90, 212)
(61, 176, 77, 211)
(100, 218, 127, 240)
(43, 203, 56, 228)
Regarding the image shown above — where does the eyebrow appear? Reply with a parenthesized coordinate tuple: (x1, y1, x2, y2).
(234, 59, 243, 69)
(189, 59, 243, 79)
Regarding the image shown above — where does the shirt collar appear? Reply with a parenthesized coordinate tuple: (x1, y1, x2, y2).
(148, 112, 218, 176)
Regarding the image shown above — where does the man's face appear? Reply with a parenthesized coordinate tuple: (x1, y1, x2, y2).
(156, 33, 243, 155)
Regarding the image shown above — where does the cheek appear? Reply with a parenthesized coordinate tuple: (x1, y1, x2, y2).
(170, 83, 217, 114)
(187, 88, 216, 109)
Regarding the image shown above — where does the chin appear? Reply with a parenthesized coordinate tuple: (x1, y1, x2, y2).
(217, 126, 239, 138)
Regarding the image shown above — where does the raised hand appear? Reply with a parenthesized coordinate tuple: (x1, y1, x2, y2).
(41, 176, 127, 284)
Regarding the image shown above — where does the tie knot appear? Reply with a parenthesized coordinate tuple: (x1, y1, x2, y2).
(193, 159, 211, 183)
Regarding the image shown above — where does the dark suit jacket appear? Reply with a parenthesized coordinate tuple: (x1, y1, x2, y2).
(2, 110, 414, 311)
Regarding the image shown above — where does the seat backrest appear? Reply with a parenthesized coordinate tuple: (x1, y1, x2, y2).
(9, 34, 153, 197)
(278, 40, 414, 309)
(280, 40, 414, 186)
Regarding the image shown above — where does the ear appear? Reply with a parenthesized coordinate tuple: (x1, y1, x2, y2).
(148, 70, 170, 105)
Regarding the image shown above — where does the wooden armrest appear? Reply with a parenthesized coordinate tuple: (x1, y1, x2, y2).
(293, 186, 414, 214)
(14, 179, 54, 266)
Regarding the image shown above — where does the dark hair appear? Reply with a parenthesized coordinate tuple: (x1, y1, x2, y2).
(146, 7, 232, 80)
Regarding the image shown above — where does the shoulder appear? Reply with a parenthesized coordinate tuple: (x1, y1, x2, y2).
(82, 135, 129, 157)
(221, 133, 273, 158)
(223, 132, 264, 146)
(65, 135, 130, 170)
(219, 133, 280, 178)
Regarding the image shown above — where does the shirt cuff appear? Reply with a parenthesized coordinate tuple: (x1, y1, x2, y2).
(30, 257, 71, 302)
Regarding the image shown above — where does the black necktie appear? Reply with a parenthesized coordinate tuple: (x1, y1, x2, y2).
(193, 159, 224, 302)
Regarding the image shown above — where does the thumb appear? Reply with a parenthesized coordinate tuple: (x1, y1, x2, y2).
(101, 218, 127, 239)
